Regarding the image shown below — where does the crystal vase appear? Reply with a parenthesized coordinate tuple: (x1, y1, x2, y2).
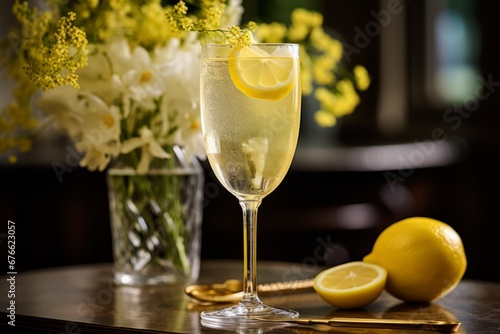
(106, 146, 204, 285)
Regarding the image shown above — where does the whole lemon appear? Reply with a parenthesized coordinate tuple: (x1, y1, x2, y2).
(363, 217, 467, 302)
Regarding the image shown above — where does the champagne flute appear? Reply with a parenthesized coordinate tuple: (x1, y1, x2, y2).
(199, 43, 301, 327)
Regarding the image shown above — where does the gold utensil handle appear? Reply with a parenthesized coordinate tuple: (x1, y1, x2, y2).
(259, 317, 461, 333)
(257, 278, 314, 294)
(327, 317, 461, 332)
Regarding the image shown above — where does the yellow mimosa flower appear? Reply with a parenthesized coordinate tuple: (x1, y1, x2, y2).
(354, 65, 371, 91)
(315, 110, 337, 127)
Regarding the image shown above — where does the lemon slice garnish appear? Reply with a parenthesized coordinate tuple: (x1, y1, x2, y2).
(228, 46, 295, 101)
(313, 261, 387, 309)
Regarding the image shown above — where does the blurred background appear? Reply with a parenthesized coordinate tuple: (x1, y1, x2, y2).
(1, 0, 499, 282)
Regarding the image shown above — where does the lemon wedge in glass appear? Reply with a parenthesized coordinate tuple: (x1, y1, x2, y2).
(313, 261, 387, 309)
(228, 46, 295, 101)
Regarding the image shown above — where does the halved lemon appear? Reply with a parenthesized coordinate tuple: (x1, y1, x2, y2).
(313, 261, 387, 309)
(228, 46, 295, 101)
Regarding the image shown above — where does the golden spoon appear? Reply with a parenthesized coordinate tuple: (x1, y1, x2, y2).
(184, 278, 314, 303)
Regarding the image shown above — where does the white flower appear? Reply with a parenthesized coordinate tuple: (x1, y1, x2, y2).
(35, 85, 83, 138)
(36, 87, 121, 171)
(153, 34, 205, 161)
(75, 96, 121, 171)
(77, 142, 118, 172)
(104, 38, 134, 76)
(221, 0, 244, 28)
(171, 99, 206, 161)
(121, 127, 171, 174)
(76, 44, 116, 104)
(110, 38, 176, 107)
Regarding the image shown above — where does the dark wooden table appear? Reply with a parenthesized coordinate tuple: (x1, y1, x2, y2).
(1, 260, 499, 333)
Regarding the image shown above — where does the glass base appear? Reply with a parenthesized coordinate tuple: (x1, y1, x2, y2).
(114, 271, 191, 286)
(200, 300, 299, 329)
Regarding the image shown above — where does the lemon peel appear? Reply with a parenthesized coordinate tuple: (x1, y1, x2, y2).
(363, 217, 467, 302)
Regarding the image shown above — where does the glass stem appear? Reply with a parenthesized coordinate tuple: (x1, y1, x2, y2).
(240, 199, 262, 305)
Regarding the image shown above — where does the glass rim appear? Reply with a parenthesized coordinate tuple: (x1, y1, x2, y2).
(201, 43, 299, 48)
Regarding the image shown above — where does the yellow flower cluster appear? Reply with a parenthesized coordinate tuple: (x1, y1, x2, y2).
(64, 0, 178, 50)
(13, 2, 88, 90)
(354, 65, 371, 91)
(1, 0, 89, 162)
(165, 1, 195, 33)
(166, 0, 227, 33)
(166, 0, 256, 48)
(0, 78, 37, 163)
(138, 2, 176, 48)
(197, 0, 228, 30)
(0, 0, 202, 161)
(314, 81, 360, 127)
(257, 8, 370, 127)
